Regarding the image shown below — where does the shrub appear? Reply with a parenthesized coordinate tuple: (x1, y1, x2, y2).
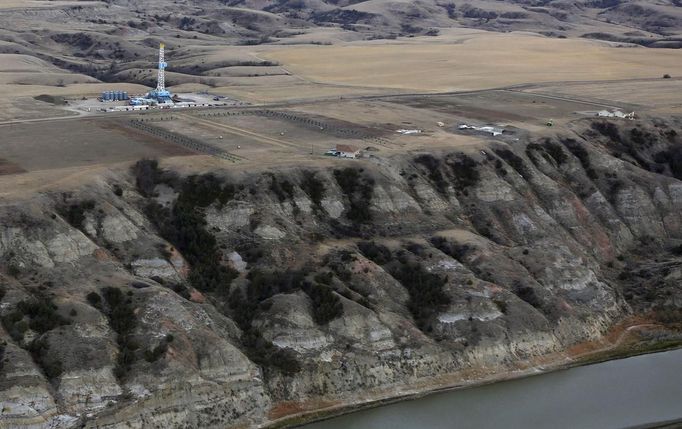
(300, 171, 325, 207)
(17, 298, 70, 334)
(144, 340, 169, 362)
(389, 262, 450, 331)
(86, 291, 102, 309)
(7, 264, 20, 277)
(493, 299, 508, 314)
(144, 173, 239, 295)
(357, 241, 392, 265)
(268, 174, 295, 203)
(667, 146, 682, 180)
(591, 121, 622, 143)
(314, 271, 334, 285)
(241, 327, 300, 375)
(132, 159, 163, 197)
(228, 274, 304, 375)
(414, 154, 448, 195)
(447, 154, 480, 189)
(179, 174, 235, 208)
(512, 281, 542, 309)
(494, 149, 532, 179)
(102, 287, 138, 379)
(563, 139, 598, 180)
(304, 283, 343, 325)
(28, 337, 63, 379)
(57, 200, 95, 229)
(334, 168, 374, 224)
(431, 236, 472, 261)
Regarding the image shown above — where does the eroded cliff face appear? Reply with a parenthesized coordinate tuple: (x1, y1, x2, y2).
(1, 118, 681, 428)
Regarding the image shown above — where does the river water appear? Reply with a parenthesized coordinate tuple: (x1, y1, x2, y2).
(300, 348, 682, 429)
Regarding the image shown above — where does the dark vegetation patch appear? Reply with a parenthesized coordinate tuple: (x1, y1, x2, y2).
(414, 154, 448, 195)
(356, 243, 451, 332)
(389, 262, 451, 332)
(512, 280, 542, 309)
(446, 154, 480, 190)
(134, 160, 238, 295)
(1, 296, 70, 342)
(460, 4, 498, 19)
(312, 9, 375, 25)
(655, 145, 682, 180)
(591, 121, 622, 143)
(267, 174, 295, 203)
(300, 171, 325, 208)
(178, 174, 236, 208)
(527, 140, 568, 168)
(144, 335, 173, 363)
(357, 241, 392, 265)
(413, 153, 480, 195)
(493, 149, 532, 179)
(228, 270, 313, 375)
(1, 295, 70, 380)
(101, 287, 138, 379)
(303, 283, 343, 325)
(132, 159, 168, 198)
(431, 237, 473, 261)
(562, 138, 598, 180)
(34, 94, 68, 105)
(28, 337, 63, 379)
(544, 141, 568, 165)
(57, 199, 95, 229)
(500, 11, 529, 19)
(236, 242, 265, 264)
(334, 168, 374, 224)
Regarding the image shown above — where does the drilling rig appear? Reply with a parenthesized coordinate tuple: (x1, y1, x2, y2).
(145, 42, 173, 104)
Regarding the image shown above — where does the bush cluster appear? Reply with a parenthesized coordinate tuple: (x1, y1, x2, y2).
(57, 199, 95, 229)
(140, 168, 239, 295)
(357, 241, 392, 265)
(512, 280, 542, 309)
(1, 296, 70, 380)
(334, 168, 374, 224)
(448, 154, 480, 189)
(300, 171, 325, 208)
(494, 149, 532, 179)
(591, 121, 622, 143)
(228, 270, 309, 374)
(431, 237, 472, 261)
(390, 262, 451, 332)
(268, 174, 295, 203)
(304, 283, 343, 325)
(228, 269, 344, 373)
(563, 139, 598, 180)
(414, 154, 449, 195)
(179, 174, 235, 208)
(101, 287, 139, 379)
(1, 296, 70, 342)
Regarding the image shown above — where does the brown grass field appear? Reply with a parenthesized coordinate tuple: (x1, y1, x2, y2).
(262, 33, 681, 93)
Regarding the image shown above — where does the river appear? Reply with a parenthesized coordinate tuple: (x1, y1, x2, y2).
(299, 348, 682, 429)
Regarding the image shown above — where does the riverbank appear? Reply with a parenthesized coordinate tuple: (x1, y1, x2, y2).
(262, 319, 682, 429)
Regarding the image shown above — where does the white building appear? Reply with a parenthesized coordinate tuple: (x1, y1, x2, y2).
(335, 144, 361, 159)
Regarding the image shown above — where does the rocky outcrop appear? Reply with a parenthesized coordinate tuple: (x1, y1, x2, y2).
(0, 119, 681, 428)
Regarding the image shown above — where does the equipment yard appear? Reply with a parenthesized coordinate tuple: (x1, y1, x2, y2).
(0, 77, 678, 179)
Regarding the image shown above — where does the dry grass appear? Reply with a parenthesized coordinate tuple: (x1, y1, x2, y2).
(262, 33, 682, 92)
(527, 79, 682, 108)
